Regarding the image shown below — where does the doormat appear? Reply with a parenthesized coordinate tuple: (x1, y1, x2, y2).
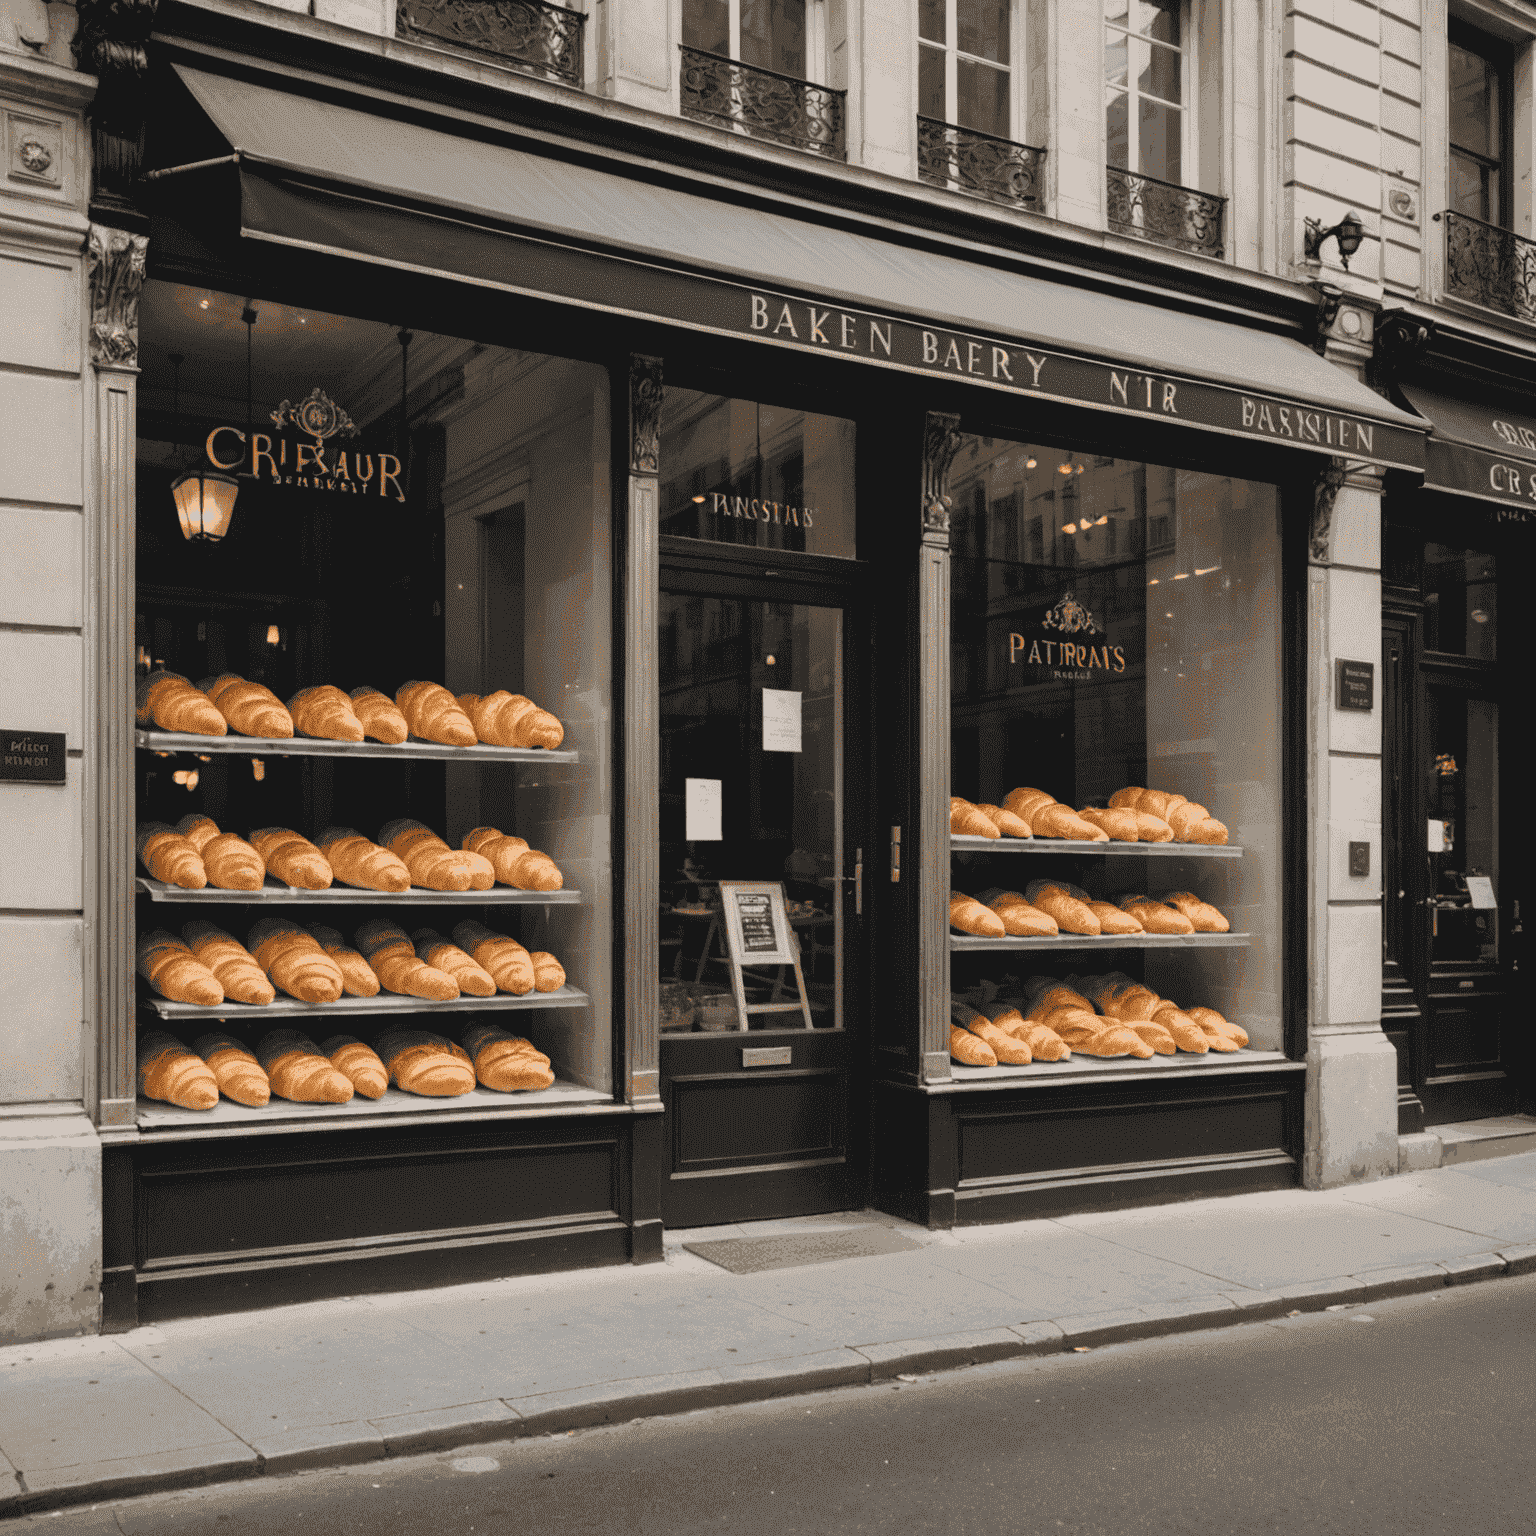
(683, 1226, 926, 1275)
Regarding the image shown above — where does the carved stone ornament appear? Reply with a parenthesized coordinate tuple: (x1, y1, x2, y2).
(88, 224, 147, 369)
(1374, 310, 1437, 371)
(629, 356, 662, 477)
(921, 413, 963, 543)
(1310, 457, 1347, 564)
(19, 137, 52, 175)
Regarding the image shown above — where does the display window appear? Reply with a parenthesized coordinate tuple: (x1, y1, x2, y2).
(944, 437, 1284, 1074)
(131, 281, 612, 1126)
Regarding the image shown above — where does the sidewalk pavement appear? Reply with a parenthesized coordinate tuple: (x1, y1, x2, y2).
(7, 1150, 1536, 1519)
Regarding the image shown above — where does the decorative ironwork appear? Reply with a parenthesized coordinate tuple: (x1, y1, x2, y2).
(916, 117, 1042, 208)
(396, 0, 585, 87)
(1444, 210, 1536, 322)
(679, 47, 846, 159)
(88, 225, 148, 369)
(1106, 167, 1226, 259)
(921, 412, 963, 544)
(271, 389, 359, 446)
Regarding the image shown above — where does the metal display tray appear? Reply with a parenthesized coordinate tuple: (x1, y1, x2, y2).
(949, 932, 1252, 952)
(136, 876, 582, 905)
(136, 729, 577, 765)
(951, 835, 1241, 858)
(139, 983, 589, 1023)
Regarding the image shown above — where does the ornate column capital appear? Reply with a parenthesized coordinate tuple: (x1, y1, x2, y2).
(921, 411, 962, 547)
(628, 355, 662, 476)
(87, 223, 147, 370)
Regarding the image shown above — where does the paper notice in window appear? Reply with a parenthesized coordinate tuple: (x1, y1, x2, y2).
(762, 689, 802, 753)
(1427, 819, 1446, 853)
(1466, 875, 1497, 910)
(685, 778, 722, 842)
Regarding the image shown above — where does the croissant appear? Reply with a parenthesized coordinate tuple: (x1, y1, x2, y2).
(1023, 880, 1100, 935)
(200, 674, 294, 738)
(458, 690, 564, 750)
(950, 797, 999, 838)
(192, 1031, 271, 1105)
(1149, 1003, 1213, 1053)
(355, 918, 460, 1001)
(1081, 976, 1161, 1023)
(1164, 891, 1230, 932)
(136, 671, 226, 736)
(452, 920, 535, 994)
(1078, 807, 1139, 842)
(176, 815, 266, 891)
(1185, 1006, 1249, 1048)
(256, 1029, 355, 1103)
(1001, 787, 1056, 827)
(138, 1030, 220, 1110)
(950, 891, 1006, 937)
(250, 828, 333, 890)
(396, 681, 477, 746)
(247, 918, 345, 1003)
(971, 1016, 1033, 1064)
(137, 930, 223, 1006)
(412, 929, 497, 997)
(462, 827, 562, 891)
(1107, 786, 1144, 810)
(349, 686, 409, 745)
(1169, 805, 1229, 845)
(530, 951, 566, 992)
(1016, 1018, 1072, 1061)
(461, 1020, 555, 1092)
(1030, 803, 1109, 841)
(380, 819, 493, 892)
(1117, 895, 1195, 935)
(949, 1023, 997, 1067)
(376, 1027, 477, 1096)
(1136, 789, 1188, 821)
(1083, 900, 1141, 935)
(975, 803, 1032, 838)
(1125, 1020, 1178, 1055)
(319, 1034, 389, 1098)
(1024, 980, 1096, 1019)
(1132, 811, 1174, 843)
(978, 889, 1058, 937)
(316, 826, 411, 893)
(181, 920, 274, 1005)
(1050, 1011, 1154, 1059)
(308, 924, 381, 997)
(137, 824, 208, 889)
(289, 685, 365, 743)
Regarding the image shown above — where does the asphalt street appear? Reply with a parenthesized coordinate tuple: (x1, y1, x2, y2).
(24, 1272, 1536, 1536)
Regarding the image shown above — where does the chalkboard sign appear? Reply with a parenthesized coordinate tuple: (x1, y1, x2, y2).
(0, 729, 65, 784)
(711, 881, 813, 1030)
(1335, 659, 1374, 712)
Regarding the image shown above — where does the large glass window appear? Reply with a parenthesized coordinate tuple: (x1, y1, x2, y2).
(919, 0, 1012, 139)
(684, 0, 807, 76)
(1449, 28, 1508, 226)
(1105, 0, 1184, 185)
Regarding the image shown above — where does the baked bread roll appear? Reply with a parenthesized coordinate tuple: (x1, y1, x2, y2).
(530, 951, 566, 992)
(950, 797, 1000, 838)
(1087, 900, 1144, 935)
(200, 674, 294, 738)
(1166, 802, 1229, 845)
(975, 803, 1032, 839)
(137, 930, 223, 1006)
(381, 818, 494, 893)
(949, 1022, 997, 1067)
(1030, 803, 1109, 841)
(1133, 811, 1174, 843)
(1023, 977, 1096, 1018)
(289, 685, 365, 743)
(412, 929, 497, 997)
(247, 918, 346, 1004)
(192, 1031, 271, 1106)
(376, 1027, 477, 1096)
(256, 1029, 355, 1103)
(137, 823, 208, 890)
(461, 1020, 555, 1092)
(973, 1017, 1033, 1064)
(396, 681, 477, 746)
(138, 1030, 220, 1110)
(977, 888, 1058, 937)
(950, 891, 1006, 937)
(1078, 807, 1139, 842)
(136, 671, 226, 737)
(452, 920, 535, 994)
(1078, 974, 1159, 1022)
(1154, 1001, 1235, 1052)
(349, 686, 409, 745)
(355, 918, 460, 1001)
(317, 827, 411, 892)
(1164, 891, 1230, 932)
(462, 827, 562, 891)
(1185, 1006, 1248, 1048)
(307, 924, 380, 997)
(1107, 786, 1143, 810)
(181, 920, 274, 1005)
(1023, 880, 1100, 935)
(1125, 1019, 1178, 1055)
(1001, 787, 1056, 827)
(1135, 789, 1187, 821)
(1116, 895, 1195, 935)
(457, 690, 565, 751)
(319, 1034, 389, 1098)
(250, 828, 333, 890)
(176, 814, 266, 891)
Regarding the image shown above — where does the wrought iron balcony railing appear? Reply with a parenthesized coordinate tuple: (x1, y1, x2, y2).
(679, 47, 846, 159)
(1444, 210, 1536, 322)
(1106, 166, 1225, 259)
(916, 117, 1044, 209)
(396, 0, 585, 87)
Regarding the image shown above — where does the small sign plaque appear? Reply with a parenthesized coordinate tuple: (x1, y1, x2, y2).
(0, 729, 65, 784)
(1335, 659, 1375, 712)
(1466, 875, 1497, 910)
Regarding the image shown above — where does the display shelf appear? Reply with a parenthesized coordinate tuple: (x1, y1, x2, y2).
(138, 983, 588, 1022)
(951, 835, 1241, 859)
(136, 729, 578, 765)
(136, 876, 582, 905)
(936, 1049, 1295, 1090)
(949, 932, 1252, 952)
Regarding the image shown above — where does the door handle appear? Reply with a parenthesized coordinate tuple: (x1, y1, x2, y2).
(840, 851, 863, 916)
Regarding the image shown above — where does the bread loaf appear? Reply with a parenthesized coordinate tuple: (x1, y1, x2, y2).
(1135, 789, 1187, 821)
(256, 1029, 355, 1103)
(1023, 880, 1100, 935)
(452, 920, 535, 994)
(457, 690, 564, 750)
(950, 891, 1006, 937)
(1001, 787, 1056, 827)
(396, 681, 477, 746)
(137, 823, 207, 890)
(950, 797, 1000, 838)
(289, 685, 365, 742)
(1031, 803, 1110, 841)
(200, 674, 294, 738)
(319, 1034, 389, 1098)
(975, 803, 1032, 838)
(247, 918, 345, 1003)
(1132, 810, 1174, 843)
(1164, 891, 1230, 932)
(949, 1023, 997, 1067)
(530, 951, 566, 992)
(1078, 806, 1140, 842)
(968, 1015, 1033, 1064)
(250, 827, 333, 890)
(192, 1031, 271, 1106)
(176, 814, 266, 890)
(412, 929, 497, 997)
(1087, 900, 1145, 935)
(1116, 895, 1195, 935)
(977, 888, 1058, 937)
(349, 686, 409, 745)
(1125, 1020, 1178, 1055)
(376, 1027, 477, 1096)
(355, 918, 460, 1001)
(136, 671, 226, 736)
(1185, 1006, 1249, 1048)
(316, 826, 411, 892)
(381, 818, 494, 892)
(181, 920, 274, 1005)
(461, 1020, 555, 1092)
(307, 924, 381, 997)
(1023, 978, 1095, 1018)
(137, 1030, 219, 1110)
(1107, 786, 1143, 810)
(137, 930, 223, 1006)
(462, 827, 562, 891)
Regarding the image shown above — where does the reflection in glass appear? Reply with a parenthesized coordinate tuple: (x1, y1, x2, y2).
(1425, 689, 1499, 963)
(1105, 0, 1184, 183)
(923, 0, 1012, 134)
(683, 0, 730, 54)
(741, 0, 806, 77)
(1449, 38, 1503, 224)
(956, 0, 1009, 62)
(1424, 543, 1496, 659)
(958, 57, 1011, 135)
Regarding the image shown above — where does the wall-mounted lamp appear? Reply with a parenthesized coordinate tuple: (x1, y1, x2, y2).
(168, 351, 238, 542)
(1304, 211, 1366, 270)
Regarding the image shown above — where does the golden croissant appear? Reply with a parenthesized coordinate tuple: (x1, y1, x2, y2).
(175, 814, 266, 890)
(137, 929, 223, 1006)
(256, 1029, 354, 1103)
(349, 686, 409, 744)
(1001, 786, 1056, 826)
(1087, 900, 1144, 935)
(181, 920, 274, 1005)
(250, 827, 333, 890)
(247, 918, 345, 1003)
(289, 685, 365, 742)
(307, 923, 381, 997)
(192, 1031, 271, 1106)
(1023, 880, 1100, 936)
(950, 891, 1006, 937)
(530, 951, 566, 992)
(1164, 891, 1230, 932)
(136, 671, 226, 736)
(1078, 806, 1139, 842)
(1185, 1006, 1248, 1048)
(413, 929, 497, 997)
(317, 826, 411, 892)
(949, 1023, 997, 1067)
(355, 918, 460, 1001)
(138, 1030, 220, 1110)
(376, 1027, 477, 1096)
(462, 826, 562, 891)
(458, 690, 564, 750)
(461, 1020, 554, 1092)
(452, 920, 535, 995)
(380, 818, 493, 892)
(950, 796, 999, 839)
(1117, 895, 1194, 935)
(319, 1034, 389, 1098)
(977, 889, 1058, 937)
(137, 823, 208, 889)
(975, 803, 1032, 838)
(395, 681, 477, 746)
(200, 673, 294, 738)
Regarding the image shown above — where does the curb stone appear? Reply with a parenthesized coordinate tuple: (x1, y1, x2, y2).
(1439, 1253, 1507, 1285)
(1499, 1243, 1536, 1276)
(1350, 1263, 1450, 1303)
(855, 1328, 1023, 1379)
(250, 1422, 387, 1477)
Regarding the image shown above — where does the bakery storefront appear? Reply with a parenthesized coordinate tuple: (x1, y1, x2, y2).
(93, 38, 1426, 1323)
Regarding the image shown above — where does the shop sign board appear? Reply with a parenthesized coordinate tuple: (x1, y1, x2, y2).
(0, 729, 65, 783)
(1335, 660, 1374, 711)
(1006, 593, 1127, 682)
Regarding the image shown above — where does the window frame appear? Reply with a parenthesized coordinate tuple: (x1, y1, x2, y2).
(1104, 0, 1196, 189)
(681, 0, 826, 84)
(1448, 18, 1514, 229)
(918, 0, 1021, 142)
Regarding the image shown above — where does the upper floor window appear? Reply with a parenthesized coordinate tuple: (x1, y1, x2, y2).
(1105, 0, 1184, 185)
(1449, 24, 1510, 226)
(684, 0, 807, 78)
(919, 0, 1012, 139)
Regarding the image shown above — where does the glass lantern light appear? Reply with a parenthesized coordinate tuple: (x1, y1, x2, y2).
(171, 465, 239, 542)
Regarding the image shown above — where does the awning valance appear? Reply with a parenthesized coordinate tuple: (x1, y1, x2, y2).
(1399, 382, 1536, 516)
(154, 63, 1427, 473)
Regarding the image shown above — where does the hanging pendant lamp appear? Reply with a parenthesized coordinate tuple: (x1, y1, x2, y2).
(169, 342, 239, 542)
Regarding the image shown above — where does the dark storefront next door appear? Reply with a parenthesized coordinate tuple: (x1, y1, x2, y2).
(656, 559, 871, 1227)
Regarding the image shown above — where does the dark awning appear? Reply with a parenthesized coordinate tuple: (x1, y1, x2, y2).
(154, 62, 1426, 472)
(1399, 382, 1536, 514)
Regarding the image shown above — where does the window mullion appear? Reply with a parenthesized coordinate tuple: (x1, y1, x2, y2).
(728, 0, 741, 62)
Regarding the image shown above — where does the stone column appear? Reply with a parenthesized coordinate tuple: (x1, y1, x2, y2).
(598, 0, 676, 114)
